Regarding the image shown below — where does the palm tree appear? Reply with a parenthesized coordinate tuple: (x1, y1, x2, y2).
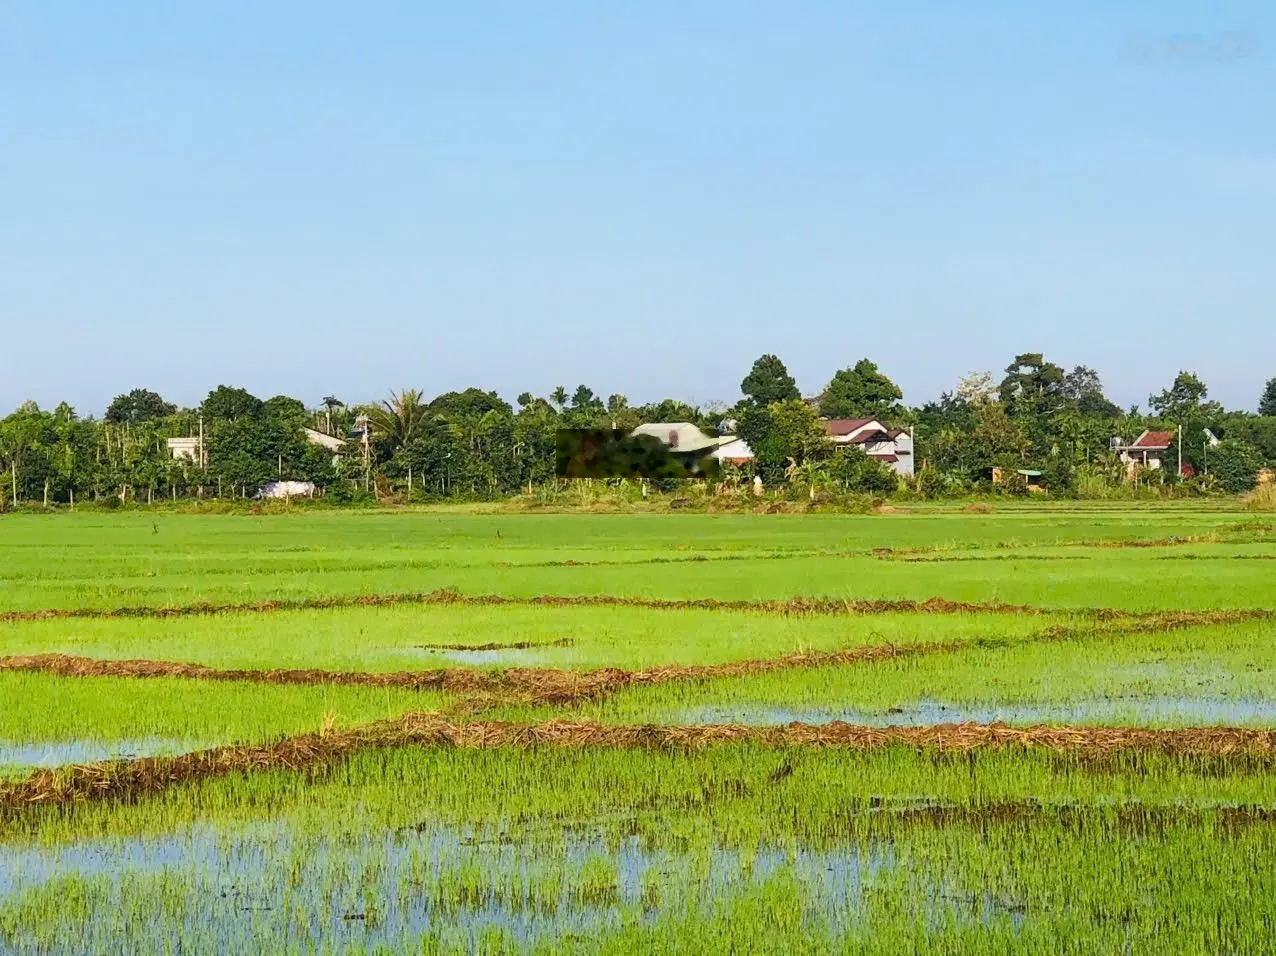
(366, 389, 429, 454)
(321, 396, 345, 436)
(550, 386, 569, 412)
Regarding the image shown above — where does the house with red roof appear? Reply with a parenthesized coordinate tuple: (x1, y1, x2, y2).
(1113, 429, 1216, 479)
(823, 418, 914, 478)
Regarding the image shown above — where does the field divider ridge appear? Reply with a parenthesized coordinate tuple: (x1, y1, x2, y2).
(5, 714, 1276, 812)
(4, 586, 1274, 625)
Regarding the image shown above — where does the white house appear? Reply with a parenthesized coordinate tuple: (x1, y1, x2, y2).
(165, 437, 202, 463)
(711, 437, 755, 464)
(630, 422, 724, 454)
(823, 419, 915, 478)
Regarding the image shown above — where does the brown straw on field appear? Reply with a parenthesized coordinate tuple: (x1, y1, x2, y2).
(4, 715, 1275, 811)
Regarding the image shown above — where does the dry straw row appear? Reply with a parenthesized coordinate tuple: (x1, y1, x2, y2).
(4, 715, 1276, 811)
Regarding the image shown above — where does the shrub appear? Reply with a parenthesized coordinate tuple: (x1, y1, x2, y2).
(829, 447, 899, 495)
(1209, 439, 1263, 494)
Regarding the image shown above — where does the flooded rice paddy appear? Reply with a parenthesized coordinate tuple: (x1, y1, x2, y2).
(3, 510, 1276, 951)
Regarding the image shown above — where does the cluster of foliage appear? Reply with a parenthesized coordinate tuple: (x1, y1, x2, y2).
(3, 359, 1273, 507)
(0, 384, 726, 506)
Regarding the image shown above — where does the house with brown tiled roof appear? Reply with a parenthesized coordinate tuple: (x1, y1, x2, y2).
(823, 418, 914, 478)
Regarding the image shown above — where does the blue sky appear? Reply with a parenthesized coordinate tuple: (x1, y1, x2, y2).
(2, 1, 1273, 415)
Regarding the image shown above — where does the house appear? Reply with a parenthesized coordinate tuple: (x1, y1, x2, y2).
(303, 427, 345, 453)
(165, 437, 202, 463)
(710, 437, 755, 465)
(629, 422, 725, 475)
(992, 467, 1047, 492)
(630, 422, 724, 455)
(1114, 431, 1175, 473)
(1114, 429, 1216, 478)
(166, 426, 346, 465)
(822, 419, 915, 478)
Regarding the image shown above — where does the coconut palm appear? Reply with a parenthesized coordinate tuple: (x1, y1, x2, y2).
(366, 389, 429, 455)
(549, 386, 569, 412)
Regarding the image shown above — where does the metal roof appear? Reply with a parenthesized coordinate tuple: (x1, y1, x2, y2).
(630, 423, 724, 453)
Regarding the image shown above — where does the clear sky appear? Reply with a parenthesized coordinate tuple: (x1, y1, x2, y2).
(2, 2, 1273, 416)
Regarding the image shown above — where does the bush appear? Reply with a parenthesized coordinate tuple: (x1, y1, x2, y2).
(1209, 439, 1263, 494)
(829, 447, 899, 494)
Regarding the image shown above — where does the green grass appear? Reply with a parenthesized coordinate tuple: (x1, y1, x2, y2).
(0, 606, 1064, 672)
(0, 673, 448, 776)
(2, 510, 1271, 612)
(2, 505, 1275, 951)
(496, 621, 1276, 728)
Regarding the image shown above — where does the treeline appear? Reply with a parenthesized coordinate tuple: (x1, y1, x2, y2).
(2, 353, 1275, 507)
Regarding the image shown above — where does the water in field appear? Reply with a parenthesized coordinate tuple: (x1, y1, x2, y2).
(676, 696, 1276, 729)
(0, 737, 207, 770)
(0, 823, 897, 952)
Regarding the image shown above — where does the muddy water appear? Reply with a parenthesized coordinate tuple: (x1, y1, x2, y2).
(677, 697, 1276, 728)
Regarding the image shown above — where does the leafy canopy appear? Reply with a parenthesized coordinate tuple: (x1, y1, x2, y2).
(1259, 378, 1276, 417)
(741, 354, 800, 407)
(819, 359, 903, 421)
(105, 389, 177, 425)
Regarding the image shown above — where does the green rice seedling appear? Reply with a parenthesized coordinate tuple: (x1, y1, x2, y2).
(0, 672, 448, 777)
(1, 744, 1275, 953)
(496, 619, 1276, 729)
(3, 510, 1271, 613)
(0, 606, 1067, 674)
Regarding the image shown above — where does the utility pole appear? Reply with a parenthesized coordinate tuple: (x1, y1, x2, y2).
(362, 418, 371, 493)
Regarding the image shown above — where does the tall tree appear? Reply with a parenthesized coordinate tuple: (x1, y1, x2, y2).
(1259, 378, 1276, 417)
(1062, 366, 1121, 418)
(740, 354, 800, 407)
(818, 360, 904, 420)
(105, 388, 177, 425)
(998, 353, 1067, 420)
(549, 386, 569, 412)
(320, 396, 345, 436)
(366, 389, 430, 457)
(1148, 371, 1222, 421)
(201, 386, 263, 422)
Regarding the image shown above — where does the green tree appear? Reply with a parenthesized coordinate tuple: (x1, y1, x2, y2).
(429, 388, 511, 421)
(737, 398, 829, 481)
(1209, 439, 1263, 493)
(549, 386, 569, 412)
(201, 386, 263, 422)
(1062, 366, 1121, 418)
(366, 389, 430, 459)
(969, 403, 1032, 475)
(562, 385, 607, 427)
(818, 359, 904, 421)
(1259, 378, 1276, 417)
(1148, 371, 1222, 422)
(741, 354, 800, 407)
(998, 353, 1067, 420)
(105, 388, 177, 425)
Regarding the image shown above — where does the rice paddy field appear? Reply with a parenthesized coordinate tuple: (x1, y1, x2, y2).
(1, 506, 1275, 953)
